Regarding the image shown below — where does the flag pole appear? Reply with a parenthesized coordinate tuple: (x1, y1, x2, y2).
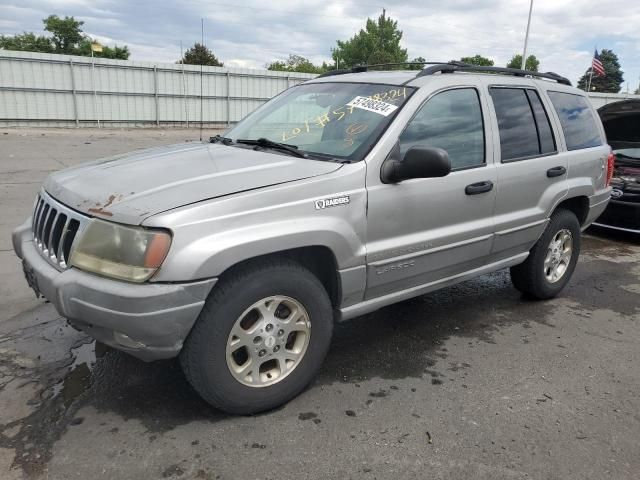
(180, 40, 188, 128)
(587, 46, 596, 92)
(521, 0, 534, 70)
(91, 48, 101, 128)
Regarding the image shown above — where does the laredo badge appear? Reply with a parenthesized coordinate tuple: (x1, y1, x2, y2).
(315, 195, 350, 210)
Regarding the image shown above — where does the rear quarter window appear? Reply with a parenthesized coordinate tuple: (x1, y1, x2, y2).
(547, 91, 603, 150)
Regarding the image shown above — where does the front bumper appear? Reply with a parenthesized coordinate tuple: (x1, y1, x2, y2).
(12, 221, 217, 361)
(593, 199, 640, 234)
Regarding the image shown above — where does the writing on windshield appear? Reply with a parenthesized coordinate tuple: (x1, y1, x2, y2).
(281, 87, 408, 143)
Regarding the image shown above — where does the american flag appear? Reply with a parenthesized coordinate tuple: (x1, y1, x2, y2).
(592, 49, 605, 77)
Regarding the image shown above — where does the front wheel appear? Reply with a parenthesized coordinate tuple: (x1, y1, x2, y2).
(180, 259, 333, 414)
(510, 209, 581, 300)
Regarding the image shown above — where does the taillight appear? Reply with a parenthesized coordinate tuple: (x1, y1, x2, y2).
(606, 151, 615, 186)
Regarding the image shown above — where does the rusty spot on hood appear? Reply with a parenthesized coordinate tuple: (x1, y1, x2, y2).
(87, 194, 126, 217)
(88, 207, 113, 217)
(103, 194, 117, 208)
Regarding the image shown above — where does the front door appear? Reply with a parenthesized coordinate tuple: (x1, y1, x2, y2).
(365, 87, 497, 300)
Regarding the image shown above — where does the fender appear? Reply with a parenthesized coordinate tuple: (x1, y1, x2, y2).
(189, 217, 365, 279)
(145, 162, 369, 283)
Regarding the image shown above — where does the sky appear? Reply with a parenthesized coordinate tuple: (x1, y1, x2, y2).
(1, 0, 639, 90)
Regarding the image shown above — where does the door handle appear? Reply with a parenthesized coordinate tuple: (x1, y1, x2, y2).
(546, 166, 566, 178)
(465, 180, 494, 195)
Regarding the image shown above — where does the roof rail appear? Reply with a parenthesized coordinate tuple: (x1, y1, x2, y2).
(416, 63, 572, 86)
(315, 62, 450, 78)
(314, 61, 572, 86)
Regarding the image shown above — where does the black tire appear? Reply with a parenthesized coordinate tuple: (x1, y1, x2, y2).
(180, 259, 333, 414)
(510, 209, 581, 300)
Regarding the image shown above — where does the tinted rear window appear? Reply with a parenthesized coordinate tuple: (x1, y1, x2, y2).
(547, 91, 603, 150)
(525, 90, 556, 155)
(489, 88, 540, 161)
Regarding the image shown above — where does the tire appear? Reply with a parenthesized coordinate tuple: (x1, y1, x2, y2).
(510, 209, 581, 300)
(180, 259, 333, 414)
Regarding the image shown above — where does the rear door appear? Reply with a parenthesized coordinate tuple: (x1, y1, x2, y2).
(488, 84, 568, 257)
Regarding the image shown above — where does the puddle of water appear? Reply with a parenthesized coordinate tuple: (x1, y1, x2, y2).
(50, 341, 96, 406)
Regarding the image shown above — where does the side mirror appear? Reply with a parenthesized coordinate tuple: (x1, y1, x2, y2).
(381, 146, 451, 183)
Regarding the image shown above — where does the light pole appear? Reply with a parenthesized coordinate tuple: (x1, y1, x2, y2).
(521, 0, 534, 70)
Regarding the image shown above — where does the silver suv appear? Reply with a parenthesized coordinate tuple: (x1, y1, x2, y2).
(13, 63, 613, 414)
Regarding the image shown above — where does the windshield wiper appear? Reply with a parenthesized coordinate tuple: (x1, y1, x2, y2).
(209, 135, 234, 145)
(235, 138, 308, 158)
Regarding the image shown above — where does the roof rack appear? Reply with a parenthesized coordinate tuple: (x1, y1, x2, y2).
(315, 62, 449, 78)
(416, 63, 572, 86)
(315, 61, 572, 86)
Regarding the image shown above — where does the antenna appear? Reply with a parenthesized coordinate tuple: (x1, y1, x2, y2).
(200, 18, 204, 142)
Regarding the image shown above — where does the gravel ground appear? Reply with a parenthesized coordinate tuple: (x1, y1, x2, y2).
(0, 128, 639, 480)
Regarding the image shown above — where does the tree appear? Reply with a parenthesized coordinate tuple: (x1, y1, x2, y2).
(577, 49, 624, 93)
(407, 56, 426, 70)
(266, 54, 328, 74)
(178, 42, 223, 66)
(0, 32, 53, 53)
(506, 53, 539, 71)
(459, 55, 494, 66)
(332, 10, 408, 68)
(0, 14, 130, 59)
(43, 15, 84, 54)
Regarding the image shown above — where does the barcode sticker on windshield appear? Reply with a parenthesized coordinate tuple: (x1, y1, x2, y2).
(347, 96, 399, 116)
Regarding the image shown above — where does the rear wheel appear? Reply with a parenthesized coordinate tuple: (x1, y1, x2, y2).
(180, 259, 333, 414)
(510, 209, 581, 299)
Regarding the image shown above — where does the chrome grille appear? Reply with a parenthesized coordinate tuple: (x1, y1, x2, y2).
(31, 191, 88, 269)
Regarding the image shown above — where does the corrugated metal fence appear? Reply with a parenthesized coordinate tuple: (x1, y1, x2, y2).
(0, 50, 316, 127)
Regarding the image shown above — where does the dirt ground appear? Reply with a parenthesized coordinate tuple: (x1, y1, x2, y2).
(0, 128, 639, 480)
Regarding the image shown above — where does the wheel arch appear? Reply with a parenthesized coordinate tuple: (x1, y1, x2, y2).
(215, 246, 343, 309)
(553, 195, 590, 226)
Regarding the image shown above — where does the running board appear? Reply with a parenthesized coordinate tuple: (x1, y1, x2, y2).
(337, 253, 528, 321)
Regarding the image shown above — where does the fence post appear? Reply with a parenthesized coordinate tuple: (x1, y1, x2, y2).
(226, 71, 231, 127)
(69, 59, 79, 127)
(153, 65, 159, 126)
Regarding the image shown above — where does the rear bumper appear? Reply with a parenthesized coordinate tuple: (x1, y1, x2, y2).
(13, 221, 216, 361)
(583, 189, 612, 230)
(593, 198, 640, 234)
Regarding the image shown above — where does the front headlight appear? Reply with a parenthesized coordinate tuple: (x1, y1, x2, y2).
(70, 220, 172, 282)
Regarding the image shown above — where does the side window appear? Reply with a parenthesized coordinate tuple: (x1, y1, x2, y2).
(547, 91, 603, 150)
(399, 88, 485, 170)
(489, 88, 540, 161)
(525, 90, 556, 154)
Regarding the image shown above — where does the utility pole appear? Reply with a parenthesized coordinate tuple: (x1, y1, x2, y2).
(521, 0, 534, 70)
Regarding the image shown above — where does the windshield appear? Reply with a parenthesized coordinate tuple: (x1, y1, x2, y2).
(226, 82, 416, 161)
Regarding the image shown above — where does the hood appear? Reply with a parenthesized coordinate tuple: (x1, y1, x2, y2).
(598, 99, 640, 150)
(44, 143, 342, 225)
